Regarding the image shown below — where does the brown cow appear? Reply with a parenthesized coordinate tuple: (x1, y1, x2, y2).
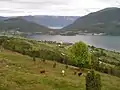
(73, 71, 77, 75)
(78, 72, 82, 76)
(53, 62, 56, 68)
(40, 70, 45, 74)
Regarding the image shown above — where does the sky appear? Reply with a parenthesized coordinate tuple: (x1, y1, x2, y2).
(0, 0, 120, 16)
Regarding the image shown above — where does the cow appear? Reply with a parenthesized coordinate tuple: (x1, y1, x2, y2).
(40, 70, 45, 74)
(73, 71, 77, 75)
(53, 62, 56, 68)
(78, 72, 82, 76)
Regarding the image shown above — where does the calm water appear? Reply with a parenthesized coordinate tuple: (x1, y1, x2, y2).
(27, 35, 120, 51)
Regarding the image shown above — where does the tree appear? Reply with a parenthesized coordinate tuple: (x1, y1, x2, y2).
(91, 54, 99, 70)
(86, 70, 101, 90)
(68, 41, 91, 68)
(30, 50, 37, 63)
(94, 74, 101, 90)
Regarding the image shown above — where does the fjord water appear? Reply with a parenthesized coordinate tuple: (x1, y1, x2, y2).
(27, 35, 120, 51)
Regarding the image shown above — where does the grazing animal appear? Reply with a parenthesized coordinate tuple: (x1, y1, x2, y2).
(6, 65, 9, 68)
(78, 72, 82, 76)
(40, 70, 45, 74)
(53, 62, 56, 68)
(43, 59, 46, 62)
(33, 57, 36, 62)
(66, 65, 68, 69)
(18, 67, 21, 69)
(73, 71, 77, 75)
(61, 70, 65, 76)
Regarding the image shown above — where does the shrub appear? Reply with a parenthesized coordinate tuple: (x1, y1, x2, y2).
(86, 70, 101, 90)
(68, 41, 91, 68)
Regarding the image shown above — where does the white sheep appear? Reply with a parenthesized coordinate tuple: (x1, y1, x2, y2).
(61, 70, 65, 76)
(6, 65, 9, 68)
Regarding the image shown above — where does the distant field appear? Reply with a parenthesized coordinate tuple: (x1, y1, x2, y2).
(0, 50, 120, 90)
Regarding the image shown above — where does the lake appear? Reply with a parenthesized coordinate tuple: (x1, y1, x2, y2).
(27, 35, 120, 51)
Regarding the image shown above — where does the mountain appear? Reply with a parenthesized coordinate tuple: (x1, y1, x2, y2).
(64, 7, 120, 35)
(0, 17, 51, 33)
(21, 15, 79, 29)
(0, 16, 8, 21)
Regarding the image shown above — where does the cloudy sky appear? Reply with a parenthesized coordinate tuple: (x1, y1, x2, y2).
(0, 0, 120, 16)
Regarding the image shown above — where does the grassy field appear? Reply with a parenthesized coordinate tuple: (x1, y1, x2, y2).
(0, 50, 120, 90)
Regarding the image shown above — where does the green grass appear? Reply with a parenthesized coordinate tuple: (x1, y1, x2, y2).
(103, 50, 120, 62)
(91, 47, 120, 66)
(0, 50, 120, 90)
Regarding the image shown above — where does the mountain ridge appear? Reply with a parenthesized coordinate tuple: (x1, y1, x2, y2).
(21, 15, 79, 28)
(63, 7, 120, 35)
(0, 15, 79, 29)
(0, 17, 52, 33)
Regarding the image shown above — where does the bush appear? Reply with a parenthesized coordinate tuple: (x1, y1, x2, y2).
(68, 41, 91, 68)
(86, 70, 101, 90)
(94, 74, 101, 90)
(91, 54, 99, 70)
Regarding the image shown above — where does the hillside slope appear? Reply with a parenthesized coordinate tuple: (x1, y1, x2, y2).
(64, 7, 120, 35)
(0, 17, 51, 33)
(0, 50, 120, 90)
(0, 36, 120, 90)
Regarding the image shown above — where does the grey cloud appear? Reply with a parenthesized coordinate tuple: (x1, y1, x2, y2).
(97, 0, 120, 7)
(0, 0, 13, 1)
(0, 9, 24, 13)
(1, 0, 67, 5)
(98, 0, 115, 2)
(97, 0, 120, 3)
(0, 0, 119, 16)
(0, 0, 68, 10)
